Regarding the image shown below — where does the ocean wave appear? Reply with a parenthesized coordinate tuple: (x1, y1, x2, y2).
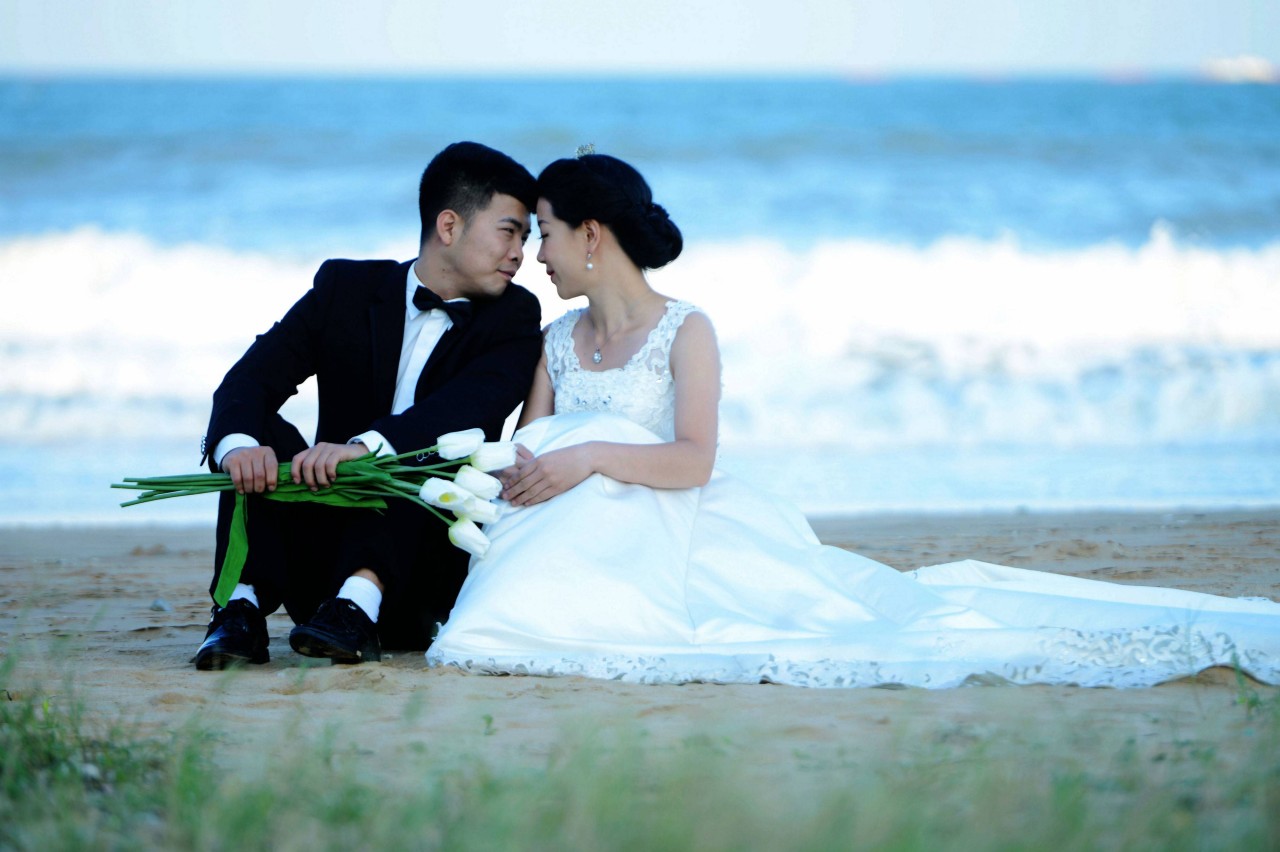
(4, 227, 1280, 449)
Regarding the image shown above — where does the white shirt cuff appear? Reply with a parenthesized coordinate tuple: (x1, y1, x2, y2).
(214, 434, 259, 470)
(351, 430, 395, 457)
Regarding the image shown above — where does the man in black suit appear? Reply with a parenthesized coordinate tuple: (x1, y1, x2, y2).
(195, 142, 542, 670)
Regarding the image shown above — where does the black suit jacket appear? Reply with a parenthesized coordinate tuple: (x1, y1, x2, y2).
(206, 258, 542, 461)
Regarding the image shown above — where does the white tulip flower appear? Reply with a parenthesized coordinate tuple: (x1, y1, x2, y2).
(453, 465, 503, 500)
(457, 497, 502, 525)
(448, 518, 491, 558)
(418, 477, 477, 509)
(469, 441, 518, 472)
(436, 428, 486, 460)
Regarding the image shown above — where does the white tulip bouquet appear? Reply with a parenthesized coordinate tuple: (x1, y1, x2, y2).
(113, 428, 516, 606)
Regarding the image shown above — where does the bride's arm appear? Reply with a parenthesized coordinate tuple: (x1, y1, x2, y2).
(494, 337, 555, 487)
(514, 346, 554, 430)
(502, 313, 720, 506)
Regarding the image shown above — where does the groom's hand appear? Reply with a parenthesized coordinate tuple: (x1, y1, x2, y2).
(223, 446, 279, 494)
(292, 442, 368, 491)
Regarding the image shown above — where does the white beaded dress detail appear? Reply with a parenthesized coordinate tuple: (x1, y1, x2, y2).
(543, 301, 697, 441)
(426, 305, 1280, 689)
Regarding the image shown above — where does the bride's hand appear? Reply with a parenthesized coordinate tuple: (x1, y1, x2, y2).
(501, 445, 595, 507)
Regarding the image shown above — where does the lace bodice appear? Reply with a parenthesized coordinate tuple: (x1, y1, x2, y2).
(544, 301, 701, 441)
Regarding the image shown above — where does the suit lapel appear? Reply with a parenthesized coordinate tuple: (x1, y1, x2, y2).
(369, 261, 412, 416)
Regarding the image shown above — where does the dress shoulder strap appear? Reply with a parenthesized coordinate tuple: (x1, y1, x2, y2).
(636, 301, 702, 375)
(646, 301, 701, 355)
(544, 308, 585, 381)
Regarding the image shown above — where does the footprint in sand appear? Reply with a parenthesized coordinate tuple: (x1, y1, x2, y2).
(271, 665, 398, 695)
(782, 723, 837, 740)
(1103, 567, 1159, 579)
(1018, 540, 1131, 560)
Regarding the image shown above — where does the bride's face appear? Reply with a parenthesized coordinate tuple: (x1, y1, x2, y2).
(535, 199, 586, 299)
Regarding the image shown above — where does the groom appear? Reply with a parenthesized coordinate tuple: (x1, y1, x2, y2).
(195, 142, 542, 670)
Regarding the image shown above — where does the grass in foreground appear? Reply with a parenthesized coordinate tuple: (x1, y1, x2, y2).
(2, 651, 1278, 851)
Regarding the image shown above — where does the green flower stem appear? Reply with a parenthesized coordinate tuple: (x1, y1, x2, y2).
(115, 488, 228, 507)
(115, 443, 484, 606)
(411, 499, 453, 525)
(383, 446, 442, 462)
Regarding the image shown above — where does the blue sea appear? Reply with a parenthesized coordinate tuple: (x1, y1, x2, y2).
(2, 76, 1279, 523)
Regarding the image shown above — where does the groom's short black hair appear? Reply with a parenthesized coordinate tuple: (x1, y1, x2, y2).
(419, 142, 537, 246)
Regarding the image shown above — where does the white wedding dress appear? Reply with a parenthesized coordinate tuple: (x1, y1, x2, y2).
(427, 302, 1280, 688)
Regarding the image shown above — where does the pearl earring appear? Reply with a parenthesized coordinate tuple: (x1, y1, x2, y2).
(586, 252, 594, 271)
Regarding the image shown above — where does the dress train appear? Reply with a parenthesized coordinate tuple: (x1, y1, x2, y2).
(427, 412, 1280, 688)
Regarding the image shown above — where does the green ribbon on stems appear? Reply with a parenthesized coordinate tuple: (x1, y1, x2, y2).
(113, 447, 476, 607)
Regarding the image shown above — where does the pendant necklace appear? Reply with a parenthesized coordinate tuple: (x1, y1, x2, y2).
(589, 315, 628, 365)
(591, 334, 613, 364)
(588, 298, 654, 366)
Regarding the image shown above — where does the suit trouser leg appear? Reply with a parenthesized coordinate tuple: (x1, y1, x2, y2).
(336, 501, 471, 650)
(209, 414, 340, 623)
(208, 415, 471, 649)
(211, 492, 352, 623)
(212, 495, 470, 648)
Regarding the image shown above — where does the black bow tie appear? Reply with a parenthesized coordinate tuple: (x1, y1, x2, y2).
(412, 286, 473, 324)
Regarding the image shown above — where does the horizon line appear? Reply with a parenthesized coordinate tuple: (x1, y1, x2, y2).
(1, 66, 1274, 84)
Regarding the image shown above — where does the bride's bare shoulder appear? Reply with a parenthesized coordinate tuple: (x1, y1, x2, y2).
(670, 310, 720, 369)
(673, 307, 716, 338)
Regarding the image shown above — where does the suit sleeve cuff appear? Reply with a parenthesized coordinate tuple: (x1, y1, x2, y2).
(351, 430, 395, 457)
(214, 434, 259, 471)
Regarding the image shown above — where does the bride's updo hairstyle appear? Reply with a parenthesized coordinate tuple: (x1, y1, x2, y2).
(537, 154, 683, 270)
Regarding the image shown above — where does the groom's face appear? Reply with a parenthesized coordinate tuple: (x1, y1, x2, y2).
(450, 192, 531, 299)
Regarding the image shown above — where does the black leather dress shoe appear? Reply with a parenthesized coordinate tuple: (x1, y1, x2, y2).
(194, 599, 270, 670)
(289, 598, 382, 664)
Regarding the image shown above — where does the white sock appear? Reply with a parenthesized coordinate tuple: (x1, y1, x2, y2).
(337, 575, 382, 623)
(227, 583, 259, 608)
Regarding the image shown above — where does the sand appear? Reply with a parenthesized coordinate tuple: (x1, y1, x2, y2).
(1, 509, 1277, 793)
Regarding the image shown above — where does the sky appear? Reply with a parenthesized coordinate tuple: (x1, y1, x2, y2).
(2, 0, 1278, 77)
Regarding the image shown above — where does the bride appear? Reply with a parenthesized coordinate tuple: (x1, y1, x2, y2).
(426, 152, 1280, 689)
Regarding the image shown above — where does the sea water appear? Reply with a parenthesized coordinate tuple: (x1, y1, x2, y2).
(2, 77, 1278, 523)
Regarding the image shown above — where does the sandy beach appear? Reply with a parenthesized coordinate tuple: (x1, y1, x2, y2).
(3, 508, 1277, 804)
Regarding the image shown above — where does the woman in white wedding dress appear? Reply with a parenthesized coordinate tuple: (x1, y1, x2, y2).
(426, 153, 1280, 689)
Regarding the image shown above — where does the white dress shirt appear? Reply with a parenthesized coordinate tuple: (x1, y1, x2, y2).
(214, 262, 467, 468)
